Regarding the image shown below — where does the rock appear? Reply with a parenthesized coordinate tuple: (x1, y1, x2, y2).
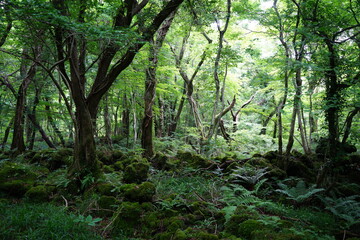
(176, 151, 214, 169)
(25, 185, 52, 202)
(120, 181, 156, 202)
(98, 195, 119, 216)
(123, 159, 150, 183)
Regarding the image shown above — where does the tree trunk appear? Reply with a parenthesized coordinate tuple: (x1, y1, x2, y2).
(103, 94, 112, 146)
(45, 97, 66, 147)
(11, 54, 37, 153)
(142, 13, 175, 158)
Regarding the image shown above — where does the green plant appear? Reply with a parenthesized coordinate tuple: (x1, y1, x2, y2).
(321, 195, 360, 228)
(275, 178, 324, 204)
(0, 202, 102, 239)
(72, 214, 102, 226)
(229, 166, 268, 190)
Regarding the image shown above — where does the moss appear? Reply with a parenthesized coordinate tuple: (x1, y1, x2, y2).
(98, 195, 119, 209)
(176, 151, 213, 168)
(112, 150, 125, 161)
(30, 148, 72, 170)
(173, 229, 187, 240)
(25, 185, 50, 202)
(163, 216, 185, 232)
(96, 183, 116, 196)
(154, 232, 174, 240)
(103, 165, 115, 173)
(98, 195, 119, 217)
(225, 215, 251, 235)
(97, 150, 113, 165)
(252, 229, 303, 240)
(120, 181, 156, 202)
(112, 201, 143, 235)
(151, 153, 168, 170)
(0, 180, 33, 197)
(123, 160, 150, 183)
(195, 231, 219, 240)
(0, 162, 38, 182)
(238, 219, 263, 239)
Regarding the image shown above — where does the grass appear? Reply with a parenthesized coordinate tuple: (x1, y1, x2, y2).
(0, 201, 102, 240)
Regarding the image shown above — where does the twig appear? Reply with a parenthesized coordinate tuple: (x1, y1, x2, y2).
(61, 195, 68, 208)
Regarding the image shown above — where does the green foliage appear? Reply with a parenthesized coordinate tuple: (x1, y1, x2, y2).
(0, 202, 102, 239)
(275, 178, 324, 204)
(321, 195, 360, 228)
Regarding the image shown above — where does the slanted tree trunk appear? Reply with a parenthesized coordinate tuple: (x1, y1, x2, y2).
(11, 49, 38, 153)
(142, 12, 175, 158)
(45, 97, 66, 147)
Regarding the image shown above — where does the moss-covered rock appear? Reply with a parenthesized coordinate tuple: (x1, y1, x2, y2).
(112, 201, 143, 235)
(123, 159, 150, 183)
(25, 185, 52, 202)
(176, 151, 214, 169)
(151, 153, 168, 170)
(237, 219, 263, 239)
(96, 183, 117, 196)
(0, 180, 33, 197)
(225, 205, 260, 235)
(0, 161, 43, 197)
(120, 181, 156, 202)
(31, 148, 72, 170)
(98, 195, 119, 216)
(252, 228, 303, 240)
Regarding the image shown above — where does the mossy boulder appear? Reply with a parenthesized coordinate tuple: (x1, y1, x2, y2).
(252, 229, 303, 240)
(25, 185, 52, 202)
(0, 162, 43, 197)
(96, 183, 117, 196)
(123, 159, 150, 183)
(98, 195, 119, 217)
(120, 181, 156, 202)
(225, 206, 260, 236)
(237, 219, 264, 239)
(151, 153, 168, 170)
(112, 201, 143, 235)
(31, 148, 72, 170)
(97, 149, 113, 165)
(176, 151, 214, 169)
(0, 180, 33, 197)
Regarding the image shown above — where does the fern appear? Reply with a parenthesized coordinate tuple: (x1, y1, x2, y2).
(321, 195, 360, 227)
(230, 166, 268, 185)
(275, 179, 324, 203)
(220, 184, 261, 206)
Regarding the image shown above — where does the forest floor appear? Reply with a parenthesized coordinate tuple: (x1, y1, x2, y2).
(0, 147, 359, 240)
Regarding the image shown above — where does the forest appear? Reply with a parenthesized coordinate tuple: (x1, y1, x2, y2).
(0, 0, 359, 239)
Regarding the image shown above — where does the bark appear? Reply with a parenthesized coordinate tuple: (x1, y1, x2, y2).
(260, 108, 276, 135)
(27, 112, 56, 149)
(45, 97, 66, 147)
(273, 0, 289, 156)
(341, 107, 360, 144)
(103, 94, 112, 146)
(1, 117, 14, 151)
(324, 37, 340, 158)
(168, 80, 186, 136)
(27, 87, 40, 150)
(230, 95, 255, 133)
(11, 50, 38, 153)
(142, 12, 175, 158)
